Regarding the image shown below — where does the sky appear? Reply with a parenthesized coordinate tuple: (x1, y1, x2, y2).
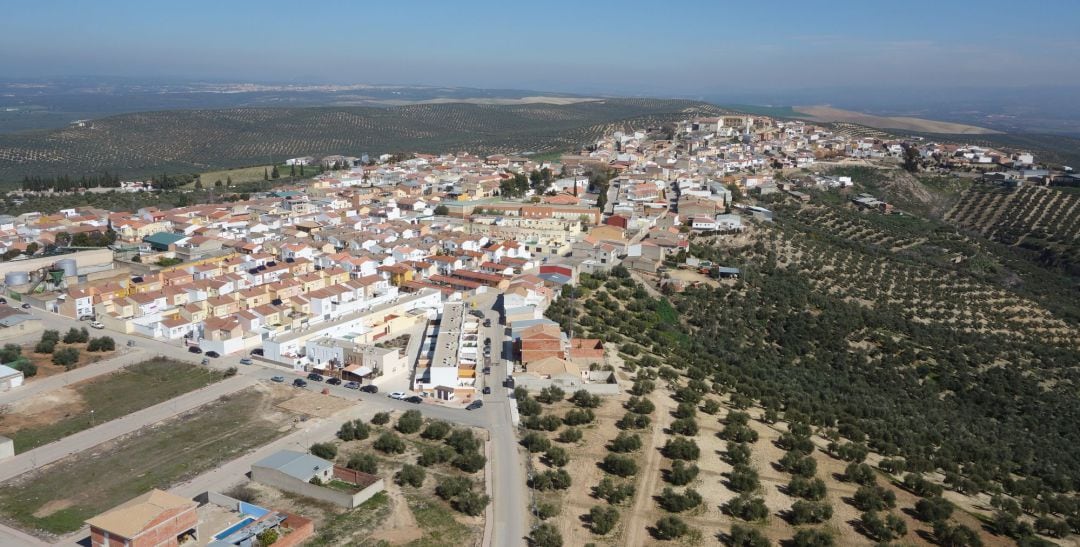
(2, 0, 1079, 96)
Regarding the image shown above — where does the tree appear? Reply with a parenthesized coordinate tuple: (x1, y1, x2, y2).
(337, 419, 371, 441)
(433, 205, 449, 216)
(536, 502, 559, 520)
(852, 485, 896, 511)
(453, 450, 487, 473)
(791, 528, 835, 547)
(670, 417, 699, 436)
(608, 432, 642, 453)
(933, 521, 983, 547)
(787, 476, 827, 500)
(558, 427, 583, 443)
(569, 389, 601, 408)
(10, 357, 35, 377)
(371, 412, 390, 425)
(346, 452, 378, 474)
(725, 494, 769, 522)
(421, 420, 451, 440)
(666, 461, 699, 486)
(528, 523, 562, 547)
(373, 432, 406, 454)
(653, 516, 690, 540)
(728, 464, 760, 493)
(662, 437, 700, 460)
(729, 523, 771, 547)
(902, 143, 920, 173)
(453, 490, 490, 516)
(789, 500, 833, 524)
(24, 242, 39, 256)
(843, 463, 876, 486)
(396, 409, 423, 434)
(658, 487, 703, 512)
(860, 511, 906, 542)
(309, 442, 337, 460)
(589, 505, 619, 535)
(522, 432, 552, 453)
(35, 338, 56, 354)
(914, 496, 954, 523)
(603, 454, 638, 477)
(271, 166, 280, 179)
(563, 408, 595, 426)
(446, 428, 480, 453)
(87, 336, 115, 352)
(537, 385, 565, 404)
(63, 327, 88, 344)
(52, 346, 79, 369)
(256, 528, 279, 546)
(436, 476, 472, 500)
(40, 330, 60, 343)
(544, 445, 570, 467)
(593, 476, 635, 504)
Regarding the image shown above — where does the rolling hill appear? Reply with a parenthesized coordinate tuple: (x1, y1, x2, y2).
(0, 99, 726, 182)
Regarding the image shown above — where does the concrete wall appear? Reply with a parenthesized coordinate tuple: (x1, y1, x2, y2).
(0, 318, 41, 342)
(0, 248, 114, 279)
(251, 467, 385, 509)
(0, 436, 13, 460)
(512, 374, 620, 395)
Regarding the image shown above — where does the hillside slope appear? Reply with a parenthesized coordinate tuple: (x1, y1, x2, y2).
(0, 99, 725, 181)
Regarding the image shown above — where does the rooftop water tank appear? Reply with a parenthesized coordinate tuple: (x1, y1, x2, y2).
(4, 271, 29, 286)
(55, 258, 78, 278)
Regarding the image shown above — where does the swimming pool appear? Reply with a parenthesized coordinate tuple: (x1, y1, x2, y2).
(214, 517, 255, 540)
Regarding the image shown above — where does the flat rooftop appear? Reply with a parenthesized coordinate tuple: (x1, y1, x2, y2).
(431, 301, 465, 369)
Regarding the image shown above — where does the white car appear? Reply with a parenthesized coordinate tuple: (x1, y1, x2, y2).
(89, 321, 105, 329)
(389, 391, 406, 400)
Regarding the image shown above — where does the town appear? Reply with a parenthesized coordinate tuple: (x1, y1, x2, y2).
(0, 112, 1071, 547)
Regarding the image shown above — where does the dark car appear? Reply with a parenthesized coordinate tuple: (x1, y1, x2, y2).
(360, 384, 379, 394)
(482, 386, 492, 395)
(483, 319, 492, 327)
(250, 348, 264, 356)
(20, 303, 31, 310)
(293, 378, 308, 388)
(466, 400, 484, 410)
(188, 346, 203, 354)
(404, 396, 423, 404)
(307, 373, 324, 382)
(468, 309, 484, 318)
(483, 367, 491, 375)
(484, 337, 491, 346)
(344, 381, 360, 389)
(326, 377, 342, 385)
(204, 351, 220, 358)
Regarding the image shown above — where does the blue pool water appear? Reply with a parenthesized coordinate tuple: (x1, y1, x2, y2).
(214, 517, 255, 539)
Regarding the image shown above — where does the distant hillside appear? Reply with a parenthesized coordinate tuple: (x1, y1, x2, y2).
(0, 99, 725, 182)
(793, 105, 1001, 134)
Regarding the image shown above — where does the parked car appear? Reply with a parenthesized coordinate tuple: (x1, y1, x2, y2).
(239, 358, 253, 365)
(204, 351, 220, 358)
(482, 386, 491, 395)
(483, 367, 491, 375)
(20, 303, 31, 309)
(484, 337, 491, 346)
(188, 346, 203, 354)
(466, 400, 484, 410)
(90, 321, 105, 329)
(344, 381, 360, 390)
(360, 385, 379, 394)
(293, 378, 308, 388)
(469, 309, 484, 318)
(326, 377, 342, 385)
(250, 348, 264, 356)
(405, 396, 423, 404)
(306, 373, 324, 382)
(78, 315, 93, 321)
(389, 391, 406, 400)
(483, 319, 492, 327)
(271, 375, 285, 383)
(0, 298, 7, 304)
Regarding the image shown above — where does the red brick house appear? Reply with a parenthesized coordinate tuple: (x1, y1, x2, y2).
(87, 489, 198, 547)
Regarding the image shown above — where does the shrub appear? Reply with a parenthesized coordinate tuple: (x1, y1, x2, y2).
(528, 523, 562, 547)
(728, 464, 760, 493)
(417, 445, 456, 466)
(421, 420, 451, 440)
(860, 510, 907, 542)
(9, 357, 35, 377)
(536, 502, 559, 520)
(666, 461, 699, 486)
(722, 423, 759, 443)
(373, 432, 406, 454)
(608, 432, 642, 453)
(52, 346, 79, 368)
(903, 473, 944, 497)
(789, 500, 833, 524)
(700, 398, 722, 415)
(593, 477, 634, 504)
(371, 412, 390, 425)
(521, 432, 552, 453)
(435, 476, 472, 500)
(256, 529, 279, 546)
(662, 437, 700, 460)
(653, 516, 690, 540)
(87, 336, 115, 352)
(517, 397, 542, 417)
(933, 521, 983, 547)
(589, 505, 619, 535)
(557, 427, 583, 443)
(454, 490, 490, 516)
(35, 339, 56, 354)
(852, 485, 896, 511)
(40, 330, 60, 343)
(843, 463, 877, 486)
(791, 528, 835, 547)
(629, 379, 655, 396)
(603, 454, 638, 477)
(726, 441, 752, 465)
(62, 327, 89, 344)
(395, 409, 423, 434)
(563, 408, 595, 426)
(616, 412, 650, 430)
(569, 389, 601, 408)
(532, 469, 572, 491)
(445, 428, 480, 454)
(396, 463, 425, 487)
(625, 396, 654, 414)
(729, 523, 771, 547)
(544, 445, 570, 467)
(346, 452, 378, 474)
(525, 414, 563, 432)
(787, 476, 827, 500)
(673, 401, 697, 419)
(658, 487, 703, 512)
(1034, 516, 1071, 538)
(827, 441, 868, 463)
(670, 417, 699, 436)
(914, 496, 954, 523)
(309, 442, 337, 460)
(725, 494, 769, 522)
(453, 450, 487, 473)
(536, 386, 566, 404)
(879, 458, 907, 474)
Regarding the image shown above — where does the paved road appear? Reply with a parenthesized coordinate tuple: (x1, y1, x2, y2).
(0, 374, 256, 483)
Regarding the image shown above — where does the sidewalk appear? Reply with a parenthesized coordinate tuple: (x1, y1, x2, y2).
(0, 347, 144, 406)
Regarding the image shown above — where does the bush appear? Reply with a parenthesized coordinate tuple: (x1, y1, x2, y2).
(445, 428, 480, 454)
(843, 463, 877, 486)
(525, 414, 563, 432)
(625, 396, 655, 414)
(396, 409, 423, 434)
(309, 442, 337, 460)
(662, 437, 700, 460)
(396, 463, 425, 487)
(544, 445, 569, 467)
(417, 445, 456, 466)
(673, 401, 697, 419)
(9, 357, 35, 377)
(453, 490, 490, 516)
(453, 450, 487, 473)
(827, 441, 868, 463)
(726, 441, 752, 465)
(787, 476, 827, 500)
(789, 500, 833, 524)
(557, 427, 583, 443)
(729, 523, 771, 547)
(87, 336, 115, 352)
(563, 408, 595, 426)
(536, 386, 566, 404)
(879, 458, 907, 474)
(517, 397, 542, 417)
(435, 476, 473, 500)
(860, 511, 907, 542)
(791, 528, 835, 547)
(603, 454, 638, 477)
(653, 516, 690, 540)
(373, 432, 406, 454)
(914, 496, 954, 523)
(728, 464, 760, 493)
(616, 412, 651, 430)
(421, 420, 451, 440)
(700, 398, 722, 415)
(903, 473, 944, 497)
(666, 461, 699, 486)
(336, 419, 368, 442)
(536, 502, 559, 520)
(40, 330, 59, 343)
(629, 379, 655, 396)
(608, 432, 642, 453)
(933, 521, 983, 547)
(346, 452, 378, 473)
(52, 346, 79, 368)
(852, 485, 896, 511)
(62, 327, 89, 344)
(779, 452, 817, 478)
(256, 529, 279, 546)
(725, 494, 769, 522)
(658, 487, 703, 512)
(371, 412, 390, 425)
(593, 477, 634, 504)
(35, 339, 56, 354)
(589, 505, 619, 535)
(569, 389, 601, 408)
(722, 423, 759, 443)
(670, 417, 699, 436)
(532, 469, 572, 491)
(528, 522, 562, 547)
(521, 432, 552, 453)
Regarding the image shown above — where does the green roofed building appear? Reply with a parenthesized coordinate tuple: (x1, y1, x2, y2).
(142, 232, 186, 252)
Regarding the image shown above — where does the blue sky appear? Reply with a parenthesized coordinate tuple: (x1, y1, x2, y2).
(2, 0, 1078, 94)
